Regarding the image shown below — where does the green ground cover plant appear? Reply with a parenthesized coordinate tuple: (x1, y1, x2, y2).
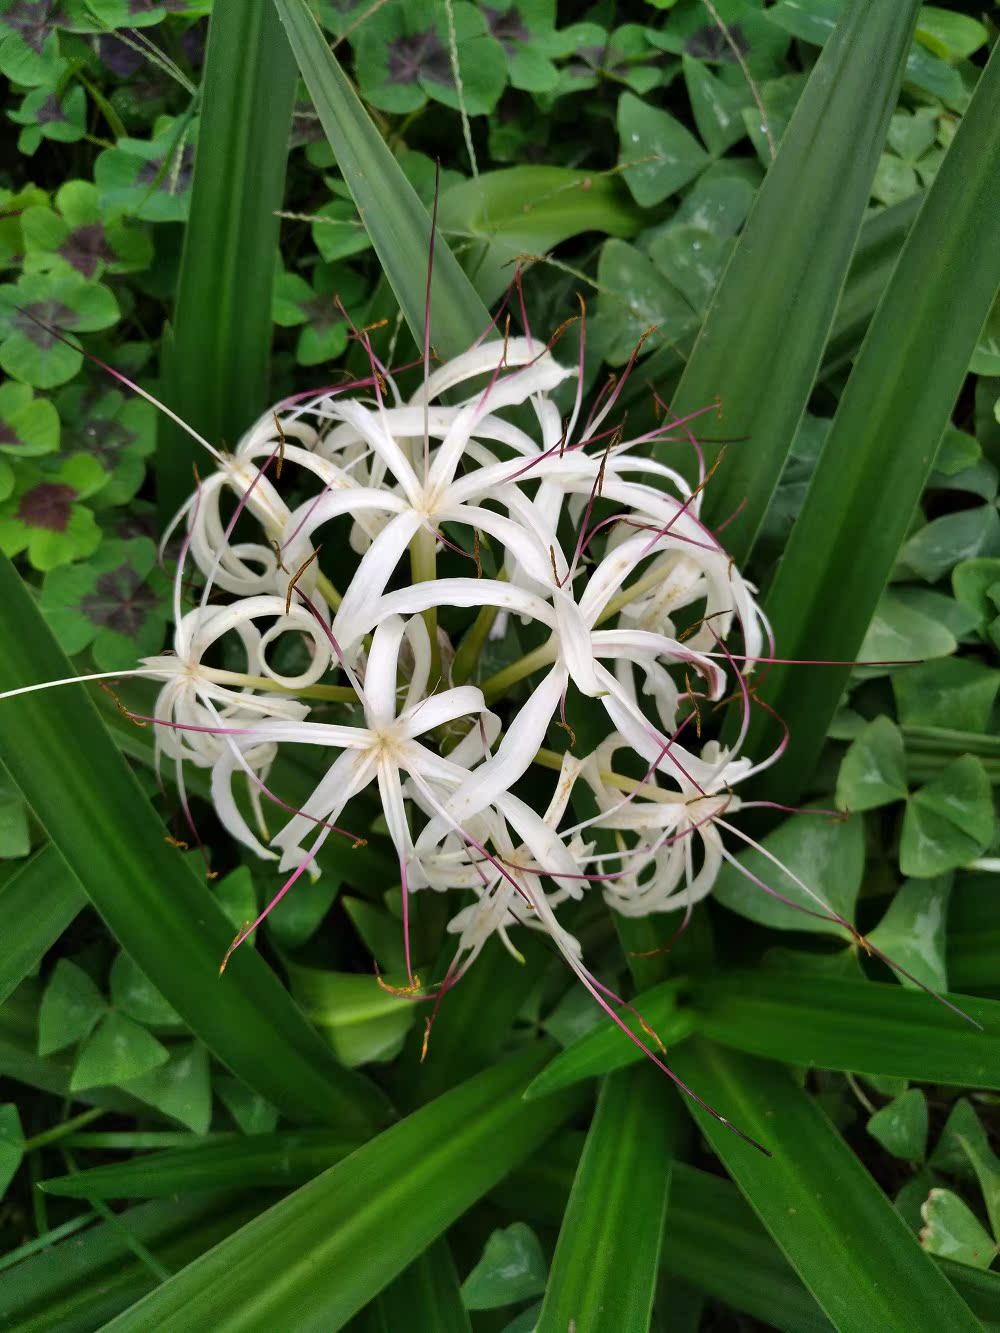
(1, 1, 1000, 1329)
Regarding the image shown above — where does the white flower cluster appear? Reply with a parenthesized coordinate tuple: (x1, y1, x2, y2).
(147, 335, 778, 994)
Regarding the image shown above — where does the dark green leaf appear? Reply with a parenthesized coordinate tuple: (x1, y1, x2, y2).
(868, 1088, 929, 1162)
(100, 1044, 581, 1331)
(461, 1223, 548, 1310)
(0, 845, 84, 1008)
(537, 1066, 673, 1333)
(669, 1040, 982, 1332)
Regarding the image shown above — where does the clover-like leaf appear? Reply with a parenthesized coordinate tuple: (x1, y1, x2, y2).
(461, 1223, 548, 1310)
(559, 22, 664, 97)
(836, 715, 907, 813)
(70, 1009, 169, 1091)
(713, 805, 864, 936)
(648, 223, 732, 313)
(899, 505, 1000, 583)
(592, 238, 696, 366)
(9, 83, 86, 157)
(215, 1074, 279, 1136)
(0, 453, 104, 570)
(618, 90, 708, 207)
(38, 957, 106, 1056)
(310, 198, 372, 264)
(0, 184, 48, 269)
(893, 657, 1000, 732)
(0, 0, 64, 86)
(0, 272, 120, 388)
(125, 1040, 212, 1134)
(109, 949, 182, 1029)
(56, 383, 156, 507)
(682, 52, 751, 157)
(866, 875, 951, 992)
(39, 536, 169, 668)
(354, 0, 507, 115)
(482, 0, 565, 95)
(920, 1188, 997, 1270)
(22, 180, 153, 280)
(0, 380, 59, 460)
(78, 0, 209, 30)
(272, 263, 367, 367)
(868, 1088, 929, 1163)
(94, 119, 197, 222)
(900, 756, 995, 879)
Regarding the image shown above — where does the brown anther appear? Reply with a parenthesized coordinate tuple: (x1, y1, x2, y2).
(473, 529, 483, 579)
(420, 1017, 432, 1063)
(638, 1015, 667, 1053)
(351, 836, 368, 849)
(558, 416, 569, 458)
(269, 538, 289, 574)
(99, 682, 147, 727)
(285, 546, 322, 615)
(502, 313, 511, 367)
(555, 718, 577, 750)
(375, 973, 423, 997)
(272, 414, 286, 478)
(684, 672, 703, 738)
(219, 920, 252, 976)
(164, 835, 189, 850)
(549, 545, 560, 584)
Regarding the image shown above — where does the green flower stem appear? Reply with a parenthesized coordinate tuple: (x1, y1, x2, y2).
(410, 527, 441, 684)
(482, 639, 556, 702)
(200, 667, 355, 704)
(23, 1106, 107, 1153)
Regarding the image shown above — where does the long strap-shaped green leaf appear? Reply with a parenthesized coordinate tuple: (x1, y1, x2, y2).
(537, 1066, 675, 1333)
(273, 0, 492, 358)
(750, 38, 1000, 799)
(0, 555, 388, 1131)
(691, 971, 1000, 1089)
(670, 1040, 982, 1333)
(524, 972, 1000, 1097)
(663, 0, 919, 563)
(0, 843, 84, 1007)
(157, 0, 297, 520)
(101, 1042, 581, 1332)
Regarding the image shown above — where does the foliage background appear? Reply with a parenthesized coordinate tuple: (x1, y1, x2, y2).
(2, 1, 1000, 1329)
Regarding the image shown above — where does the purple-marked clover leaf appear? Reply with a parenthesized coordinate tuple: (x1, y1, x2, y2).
(75, 0, 208, 30)
(0, 381, 59, 461)
(0, 272, 120, 388)
(354, 0, 506, 115)
(94, 120, 197, 223)
(649, 0, 789, 79)
(39, 536, 169, 669)
(482, 0, 565, 94)
(9, 83, 86, 157)
(0, 184, 49, 270)
(0, 452, 103, 570)
(557, 23, 665, 98)
(22, 180, 153, 279)
(0, 0, 65, 86)
(272, 263, 367, 368)
(56, 383, 155, 507)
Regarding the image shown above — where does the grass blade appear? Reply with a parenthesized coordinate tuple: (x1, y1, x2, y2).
(670, 1040, 982, 1333)
(39, 1132, 364, 1199)
(364, 1240, 471, 1333)
(157, 0, 297, 519)
(273, 0, 492, 358)
(537, 1065, 674, 1333)
(0, 844, 84, 1007)
(691, 971, 1000, 1088)
(0, 554, 389, 1130)
(664, 0, 920, 562)
(0, 1191, 269, 1331)
(101, 1043, 582, 1332)
(750, 39, 1000, 795)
